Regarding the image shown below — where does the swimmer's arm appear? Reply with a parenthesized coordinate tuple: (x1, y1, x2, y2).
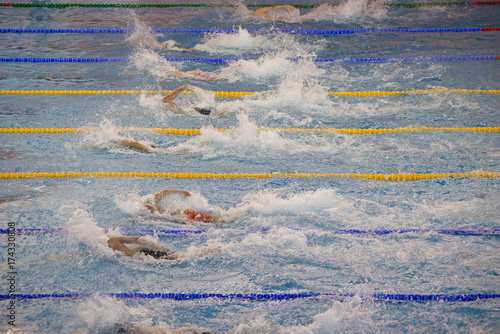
(163, 84, 191, 102)
(145, 189, 191, 214)
(140, 38, 163, 48)
(153, 189, 191, 201)
(107, 236, 141, 257)
(135, 237, 169, 251)
(162, 84, 194, 114)
(108, 236, 141, 244)
(112, 138, 156, 153)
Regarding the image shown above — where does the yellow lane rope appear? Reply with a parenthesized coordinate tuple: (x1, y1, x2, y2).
(1, 127, 499, 135)
(1, 88, 499, 98)
(0, 172, 498, 181)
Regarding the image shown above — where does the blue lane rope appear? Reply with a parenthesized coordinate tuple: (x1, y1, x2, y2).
(0, 56, 498, 64)
(1, 227, 498, 236)
(0, 27, 497, 35)
(0, 228, 204, 235)
(1, 292, 498, 302)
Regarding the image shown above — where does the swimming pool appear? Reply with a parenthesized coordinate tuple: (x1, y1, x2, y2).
(0, 1, 499, 333)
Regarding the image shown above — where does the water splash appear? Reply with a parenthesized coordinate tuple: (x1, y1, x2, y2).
(192, 27, 324, 55)
(115, 190, 211, 221)
(165, 113, 342, 157)
(236, 0, 387, 23)
(69, 296, 152, 334)
(241, 188, 343, 216)
(130, 49, 181, 80)
(59, 202, 110, 255)
(308, 0, 387, 22)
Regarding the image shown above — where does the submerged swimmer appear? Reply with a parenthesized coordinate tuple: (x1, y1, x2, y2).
(107, 236, 179, 259)
(112, 137, 160, 154)
(102, 38, 193, 52)
(163, 84, 213, 116)
(243, 4, 328, 23)
(144, 188, 215, 223)
(169, 70, 219, 81)
(251, 5, 300, 21)
(107, 236, 221, 260)
(111, 137, 193, 155)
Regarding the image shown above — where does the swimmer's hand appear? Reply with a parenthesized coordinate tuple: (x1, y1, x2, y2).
(211, 205, 252, 224)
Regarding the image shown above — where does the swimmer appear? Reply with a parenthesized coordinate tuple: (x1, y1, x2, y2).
(163, 84, 213, 116)
(144, 188, 215, 223)
(107, 236, 178, 259)
(108, 236, 222, 260)
(111, 137, 194, 155)
(122, 67, 219, 82)
(107, 236, 222, 260)
(102, 38, 193, 52)
(112, 323, 216, 334)
(251, 5, 299, 21)
(112, 137, 159, 154)
(241, 4, 326, 23)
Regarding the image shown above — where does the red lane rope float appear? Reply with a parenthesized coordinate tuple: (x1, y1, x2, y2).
(2, 2, 500, 7)
(470, 1, 500, 4)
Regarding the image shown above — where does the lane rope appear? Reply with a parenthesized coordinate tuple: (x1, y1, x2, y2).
(1, 89, 499, 98)
(1, 2, 500, 8)
(1, 127, 499, 135)
(0, 172, 498, 181)
(1, 56, 499, 63)
(0, 27, 498, 35)
(1, 292, 498, 302)
(1, 227, 498, 236)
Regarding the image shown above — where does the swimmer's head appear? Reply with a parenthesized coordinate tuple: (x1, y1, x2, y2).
(141, 248, 176, 260)
(163, 40, 179, 49)
(194, 107, 212, 116)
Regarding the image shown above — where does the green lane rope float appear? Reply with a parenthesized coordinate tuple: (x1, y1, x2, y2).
(1, 2, 500, 8)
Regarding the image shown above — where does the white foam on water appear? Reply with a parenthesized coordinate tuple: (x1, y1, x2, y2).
(114, 190, 212, 222)
(130, 49, 181, 80)
(68, 296, 152, 334)
(165, 113, 347, 157)
(193, 27, 273, 54)
(81, 119, 120, 149)
(235, 0, 386, 23)
(80, 119, 159, 154)
(220, 53, 324, 83)
(59, 202, 111, 256)
(306, 0, 387, 23)
(227, 298, 376, 333)
(242, 188, 343, 217)
(192, 27, 324, 55)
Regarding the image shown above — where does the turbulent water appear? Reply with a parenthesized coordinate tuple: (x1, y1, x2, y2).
(0, 1, 499, 333)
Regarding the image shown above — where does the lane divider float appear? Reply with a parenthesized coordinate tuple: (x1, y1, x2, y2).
(1, 127, 499, 135)
(0, 172, 498, 181)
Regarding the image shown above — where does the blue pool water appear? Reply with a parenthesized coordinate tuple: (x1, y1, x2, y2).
(0, 1, 499, 333)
